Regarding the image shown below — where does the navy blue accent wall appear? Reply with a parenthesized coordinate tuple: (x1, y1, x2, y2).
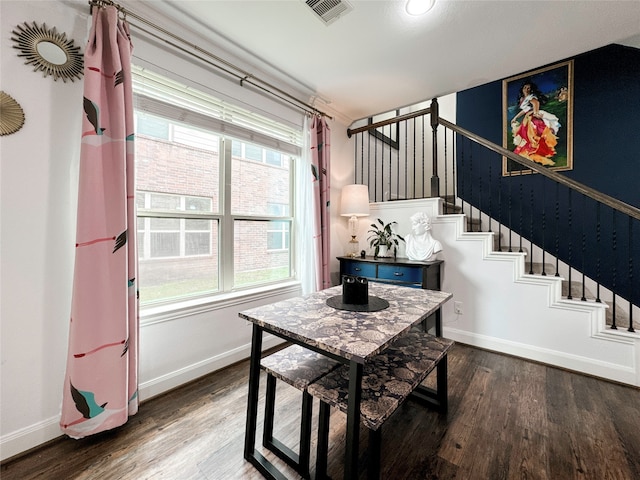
(456, 44, 639, 306)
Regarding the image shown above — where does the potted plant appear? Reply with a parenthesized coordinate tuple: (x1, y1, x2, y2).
(367, 218, 405, 258)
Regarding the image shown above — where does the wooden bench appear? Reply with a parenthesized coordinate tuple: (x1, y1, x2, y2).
(307, 331, 454, 479)
(260, 344, 339, 478)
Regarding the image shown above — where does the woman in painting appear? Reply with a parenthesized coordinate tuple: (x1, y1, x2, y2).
(510, 80, 561, 166)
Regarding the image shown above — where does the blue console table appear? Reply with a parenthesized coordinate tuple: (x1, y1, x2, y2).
(337, 256, 444, 335)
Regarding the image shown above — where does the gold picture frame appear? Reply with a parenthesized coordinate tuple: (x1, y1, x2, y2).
(0, 92, 25, 136)
(11, 21, 83, 83)
(502, 60, 573, 176)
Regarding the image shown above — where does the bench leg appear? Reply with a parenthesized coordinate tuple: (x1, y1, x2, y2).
(367, 428, 382, 480)
(298, 392, 312, 478)
(316, 400, 331, 479)
(410, 354, 449, 413)
(262, 374, 313, 478)
(263, 373, 276, 446)
(436, 355, 448, 414)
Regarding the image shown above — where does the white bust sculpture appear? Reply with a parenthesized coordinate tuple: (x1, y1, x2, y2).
(405, 212, 442, 261)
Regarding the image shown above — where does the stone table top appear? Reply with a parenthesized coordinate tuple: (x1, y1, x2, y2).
(239, 283, 452, 364)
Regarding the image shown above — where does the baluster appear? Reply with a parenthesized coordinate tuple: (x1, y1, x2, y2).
(554, 182, 560, 276)
(567, 189, 573, 300)
(452, 129, 457, 213)
(373, 128, 384, 202)
(412, 117, 416, 199)
(469, 143, 474, 230)
(420, 115, 427, 198)
(611, 211, 617, 329)
(360, 132, 365, 186)
(498, 168, 503, 251)
(541, 176, 546, 276)
(487, 157, 492, 233)
(387, 123, 392, 201)
(508, 166, 513, 252)
(394, 123, 398, 201)
(529, 186, 533, 273)
(460, 138, 466, 228)
(628, 217, 634, 333)
(398, 120, 402, 200)
(596, 203, 601, 302)
(443, 126, 448, 207)
(519, 179, 523, 253)
(354, 134, 358, 183)
(478, 152, 483, 232)
(363, 129, 376, 197)
(581, 195, 587, 301)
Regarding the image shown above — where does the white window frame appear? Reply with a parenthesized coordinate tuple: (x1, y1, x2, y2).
(133, 68, 302, 313)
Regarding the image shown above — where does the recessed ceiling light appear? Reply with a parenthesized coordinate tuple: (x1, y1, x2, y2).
(406, 0, 435, 16)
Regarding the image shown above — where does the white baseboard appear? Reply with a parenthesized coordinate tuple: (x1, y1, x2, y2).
(0, 416, 62, 463)
(138, 334, 285, 401)
(0, 334, 286, 463)
(444, 327, 638, 386)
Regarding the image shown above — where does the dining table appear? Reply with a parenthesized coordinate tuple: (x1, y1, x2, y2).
(239, 282, 453, 480)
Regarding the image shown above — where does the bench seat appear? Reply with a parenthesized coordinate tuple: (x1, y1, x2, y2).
(308, 331, 454, 478)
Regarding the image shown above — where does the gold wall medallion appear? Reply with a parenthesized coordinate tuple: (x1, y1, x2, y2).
(11, 21, 83, 82)
(0, 92, 26, 136)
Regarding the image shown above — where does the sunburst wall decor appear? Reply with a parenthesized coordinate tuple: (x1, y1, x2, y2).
(0, 92, 26, 136)
(11, 21, 83, 82)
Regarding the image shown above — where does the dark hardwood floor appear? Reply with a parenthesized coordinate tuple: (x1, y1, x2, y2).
(2, 344, 639, 479)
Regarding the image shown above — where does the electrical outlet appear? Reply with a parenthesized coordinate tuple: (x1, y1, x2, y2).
(454, 301, 463, 315)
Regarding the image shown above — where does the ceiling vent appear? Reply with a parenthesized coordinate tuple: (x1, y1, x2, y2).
(304, 0, 353, 26)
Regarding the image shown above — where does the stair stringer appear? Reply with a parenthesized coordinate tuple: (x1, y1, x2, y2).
(431, 213, 640, 387)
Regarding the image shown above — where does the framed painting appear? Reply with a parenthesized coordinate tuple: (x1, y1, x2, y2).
(502, 60, 573, 176)
(368, 109, 400, 149)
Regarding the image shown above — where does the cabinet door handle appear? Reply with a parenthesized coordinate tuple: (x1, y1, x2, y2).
(354, 267, 361, 272)
(394, 272, 404, 277)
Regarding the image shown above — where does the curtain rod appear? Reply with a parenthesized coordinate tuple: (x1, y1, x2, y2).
(87, 0, 331, 119)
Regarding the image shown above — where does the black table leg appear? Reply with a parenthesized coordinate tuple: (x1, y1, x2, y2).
(344, 361, 363, 480)
(244, 324, 263, 460)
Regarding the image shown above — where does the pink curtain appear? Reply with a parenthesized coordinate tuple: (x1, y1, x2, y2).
(60, 6, 138, 438)
(310, 116, 331, 290)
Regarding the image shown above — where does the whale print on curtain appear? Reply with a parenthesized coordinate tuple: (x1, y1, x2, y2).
(60, 5, 138, 438)
(310, 116, 331, 290)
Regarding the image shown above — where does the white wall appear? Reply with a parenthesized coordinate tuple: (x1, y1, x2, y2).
(0, 0, 354, 460)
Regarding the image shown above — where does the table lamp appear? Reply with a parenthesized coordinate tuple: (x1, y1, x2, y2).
(340, 184, 370, 257)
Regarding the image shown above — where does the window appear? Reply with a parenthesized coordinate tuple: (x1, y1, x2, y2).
(133, 67, 301, 307)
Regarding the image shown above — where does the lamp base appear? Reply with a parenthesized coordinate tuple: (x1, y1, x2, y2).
(347, 236, 359, 257)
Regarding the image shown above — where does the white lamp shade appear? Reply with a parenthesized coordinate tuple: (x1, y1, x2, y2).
(340, 184, 370, 217)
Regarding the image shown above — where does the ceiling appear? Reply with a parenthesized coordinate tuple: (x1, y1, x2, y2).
(131, 0, 640, 124)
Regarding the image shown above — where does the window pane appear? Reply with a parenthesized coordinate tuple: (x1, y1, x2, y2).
(150, 217, 180, 230)
(150, 193, 181, 211)
(231, 140, 290, 216)
(150, 232, 180, 257)
(136, 112, 169, 139)
(266, 221, 289, 250)
(234, 220, 291, 287)
(185, 218, 210, 230)
(244, 143, 262, 162)
(136, 116, 220, 214)
(185, 196, 212, 212)
(138, 221, 219, 304)
(265, 150, 283, 167)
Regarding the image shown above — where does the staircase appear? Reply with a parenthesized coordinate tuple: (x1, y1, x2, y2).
(444, 195, 635, 331)
(368, 197, 640, 387)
